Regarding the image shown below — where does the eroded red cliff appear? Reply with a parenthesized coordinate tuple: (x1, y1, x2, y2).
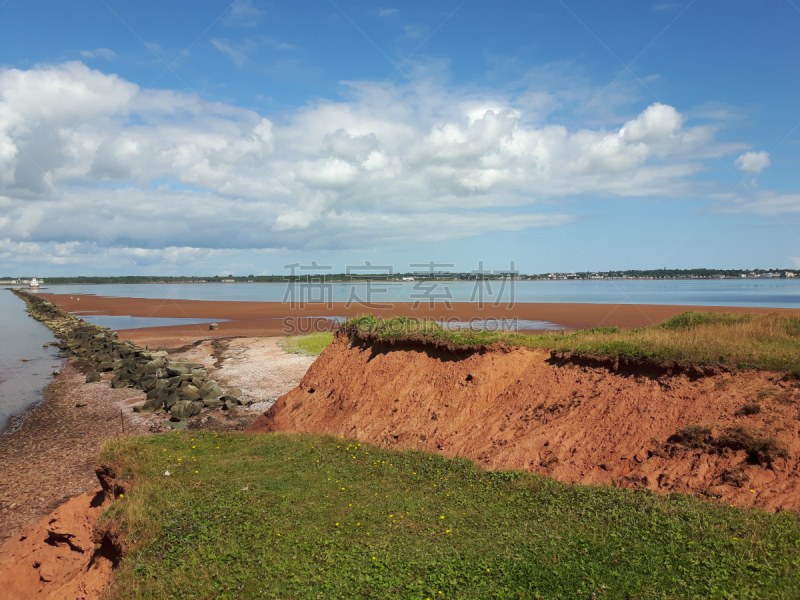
(249, 334, 800, 511)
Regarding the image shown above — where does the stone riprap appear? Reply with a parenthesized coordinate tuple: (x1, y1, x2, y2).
(11, 289, 248, 428)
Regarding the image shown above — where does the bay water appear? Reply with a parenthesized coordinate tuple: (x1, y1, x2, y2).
(0, 291, 65, 432)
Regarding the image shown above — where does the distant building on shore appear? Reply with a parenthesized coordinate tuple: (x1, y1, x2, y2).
(30, 277, 40, 288)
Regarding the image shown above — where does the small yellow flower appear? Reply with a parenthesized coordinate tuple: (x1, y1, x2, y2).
(119, 494, 124, 498)
(335, 523, 339, 527)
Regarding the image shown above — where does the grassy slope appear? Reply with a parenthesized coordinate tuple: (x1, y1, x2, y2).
(278, 332, 336, 356)
(343, 312, 800, 375)
(102, 432, 799, 599)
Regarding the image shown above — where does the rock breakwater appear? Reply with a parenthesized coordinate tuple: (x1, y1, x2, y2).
(11, 290, 248, 428)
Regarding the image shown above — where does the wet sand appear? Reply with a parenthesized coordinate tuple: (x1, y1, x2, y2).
(38, 292, 800, 348)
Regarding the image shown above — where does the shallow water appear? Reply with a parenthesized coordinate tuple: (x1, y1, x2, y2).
(0, 291, 65, 432)
(75, 314, 227, 330)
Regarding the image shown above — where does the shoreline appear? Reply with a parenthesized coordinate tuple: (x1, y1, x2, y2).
(0, 361, 154, 543)
(37, 292, 800, 349)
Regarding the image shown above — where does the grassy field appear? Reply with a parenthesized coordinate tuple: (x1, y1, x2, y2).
(343, 312, 800, 375)
(101, 432, 800, 599)
(278, 332, 335, 356)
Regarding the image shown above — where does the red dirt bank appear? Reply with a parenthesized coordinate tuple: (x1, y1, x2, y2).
(0, 490, 114, 599)
(249, 335, 800, 512)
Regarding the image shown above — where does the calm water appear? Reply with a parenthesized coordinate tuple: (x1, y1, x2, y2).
(76, 314, 226, 330)
(0, 292, 65, 432)
(41, 278, 800, 308)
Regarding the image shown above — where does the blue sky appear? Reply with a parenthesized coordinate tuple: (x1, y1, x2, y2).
(0, 0, 799, 276)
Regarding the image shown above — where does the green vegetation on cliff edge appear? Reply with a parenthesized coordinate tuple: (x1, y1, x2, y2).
(278, 332, 335, 356)
(343, 312, 800, 376)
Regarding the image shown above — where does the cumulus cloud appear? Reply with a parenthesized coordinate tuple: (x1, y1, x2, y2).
(0, 61, 755, 266)
(735, 150, 771, 173)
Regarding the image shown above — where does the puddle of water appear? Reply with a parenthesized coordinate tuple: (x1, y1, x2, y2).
(74, 314, 228, 330)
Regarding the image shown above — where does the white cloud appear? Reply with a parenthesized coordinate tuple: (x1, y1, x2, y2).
(721, 191, 800, 215)
(375, 7, 399, 17)
(79, 48, 117, 60)
(402, 24, 429, 38)
(224, 0, 264, 26)
(735, 150, 771, 174)
(262, 37, 297, 51)
(211, 39, 257, 66)
(0, 62, 765, 264)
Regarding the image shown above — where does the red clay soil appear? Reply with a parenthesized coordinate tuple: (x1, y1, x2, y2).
(249, 335, 800, 512)
(0, 490, 113, 600)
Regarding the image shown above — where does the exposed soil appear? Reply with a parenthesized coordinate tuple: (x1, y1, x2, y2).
(249, 335, 800, 512)
(0, 489, 115, 600)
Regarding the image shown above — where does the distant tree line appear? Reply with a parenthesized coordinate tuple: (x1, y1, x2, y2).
(2, 267, 795, 284)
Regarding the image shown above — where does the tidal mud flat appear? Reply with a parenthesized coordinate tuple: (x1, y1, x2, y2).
(38, 291, 800, 342)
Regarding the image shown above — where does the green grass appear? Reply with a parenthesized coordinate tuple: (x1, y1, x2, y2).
(278, 332, 335, 356)
(101, 432, 800, 599)
(343, 312, 800, 375)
